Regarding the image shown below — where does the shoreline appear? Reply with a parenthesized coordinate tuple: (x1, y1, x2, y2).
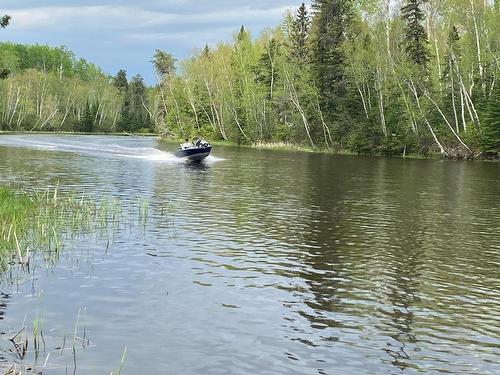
(183, 139, 498, 162)
(1, 131, 497, 161)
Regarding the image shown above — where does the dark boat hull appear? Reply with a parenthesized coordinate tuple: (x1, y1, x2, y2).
(174, 146, 212, 162)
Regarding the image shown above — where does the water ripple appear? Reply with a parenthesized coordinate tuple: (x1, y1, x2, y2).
(0, 135, 499, 374)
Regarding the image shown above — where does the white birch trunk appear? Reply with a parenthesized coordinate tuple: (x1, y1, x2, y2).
(407, 80, 448, 156)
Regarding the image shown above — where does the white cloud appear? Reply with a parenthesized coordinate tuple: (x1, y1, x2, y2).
(2, 1, 302, 83)
(5, 5, 294, 31)
(124, 27, 235, 43)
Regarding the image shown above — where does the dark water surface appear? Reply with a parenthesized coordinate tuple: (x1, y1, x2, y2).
(0, 135, 499, 374)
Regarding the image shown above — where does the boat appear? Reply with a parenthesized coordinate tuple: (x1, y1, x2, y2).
(174, 138, 212, 162)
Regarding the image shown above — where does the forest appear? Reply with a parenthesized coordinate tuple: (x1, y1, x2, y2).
(0, 42, 153, 133)
(1, 0, 499, 158)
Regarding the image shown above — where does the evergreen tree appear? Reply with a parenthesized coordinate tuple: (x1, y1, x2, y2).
(309, 0, 354, 114)
(237, 25, 248, 42)
(401, 0, 430, 69)
(443, 25, 460, 74)
(289, 3, 311, 63)
(113, 69, 128, 93)
(117, 95, 131, 132)
(113, 70, 153, 132)
(230, 26, 253, 143)
(255, 38, 282, 99)
(203, 44, 210, 58)
(128, 74, 151, 131)
(0, 15, 10, 28)
(448, 25, 460, 50)
(152, 49, 176, 80)
(481, 79, 500, 155)
(77, 101, 94, 133)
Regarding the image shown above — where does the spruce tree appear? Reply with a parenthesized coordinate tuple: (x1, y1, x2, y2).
(443, 25, 460, 77)
(401, 0, 430, 69)
(309, 0, 354, 114)
(78, 101, 94, 133)
(113, 70, 128, 93)
(290, 3, 311, 63)
(237, 25, 247, 42)
(255, 39, 282, 99)
(481, 80, 500, 155)
(118, 96, 131, 132)
(203, 44, 210, 58)
(128, 74, 151, 131)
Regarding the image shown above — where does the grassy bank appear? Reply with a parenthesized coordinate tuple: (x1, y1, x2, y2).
(190, 139, 443, 160)
(250, 141, 444, 159)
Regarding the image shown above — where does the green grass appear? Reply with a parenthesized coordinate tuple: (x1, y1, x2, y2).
(0, 187, 36, 256)
(0, 187, 126, 267)
(0, 187, 143, 372)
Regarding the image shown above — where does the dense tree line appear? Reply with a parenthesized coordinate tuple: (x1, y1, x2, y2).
(0, 15, 151, 134)
(151, 0, 499, 158)
(1, 2, 498, 158)
(0, 15, 150, 133)
(0, 42, 120, 132)
(0, 42, 152, 133)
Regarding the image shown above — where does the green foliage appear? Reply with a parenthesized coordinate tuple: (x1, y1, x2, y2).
(117, 74, 152, 133)
(289, 3, 311, 63)
(309, 0, 354, 115)
(152, 49, 176, 79)
(0, 67, 122, 132)
(254, 38, 282, 100)
(0, 187, 31, 254)
(76, 101, 95, 133)
(348, 121, 383, 154)
(0, 43, 158, 134)
(481, 80, 500, 155)
(148, 0, 498, 159)
(0, 187, 128, 263)
(113, 69, 128, 92)
(0, 43, 104, 80)
(401, 0, 430, 69)
(2, 1, 497, 159)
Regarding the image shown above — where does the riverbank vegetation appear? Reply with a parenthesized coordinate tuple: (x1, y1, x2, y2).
(0, 12, 152, 135)
(0, 186, 140, 372)
(0, 187, 124, 268)
(0, 43, 155, 134)
(151, 0, 499, 158)
(1, 1, 499, 158)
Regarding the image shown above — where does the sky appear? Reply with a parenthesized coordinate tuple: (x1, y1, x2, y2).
(0, 0, 301, 84)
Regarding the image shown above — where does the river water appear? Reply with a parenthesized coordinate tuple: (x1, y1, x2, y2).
(0, 135, 498, 374)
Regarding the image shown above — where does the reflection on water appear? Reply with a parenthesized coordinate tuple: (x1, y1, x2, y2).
(0, 135, 499, 374)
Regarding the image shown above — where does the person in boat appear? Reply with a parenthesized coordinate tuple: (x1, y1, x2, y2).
(180, 138, 192, 149)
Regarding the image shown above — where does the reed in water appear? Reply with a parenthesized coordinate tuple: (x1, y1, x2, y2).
(0, 187, 128, 267)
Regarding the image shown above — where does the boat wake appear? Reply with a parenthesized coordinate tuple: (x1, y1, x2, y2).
(0, 135, 223, 163)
